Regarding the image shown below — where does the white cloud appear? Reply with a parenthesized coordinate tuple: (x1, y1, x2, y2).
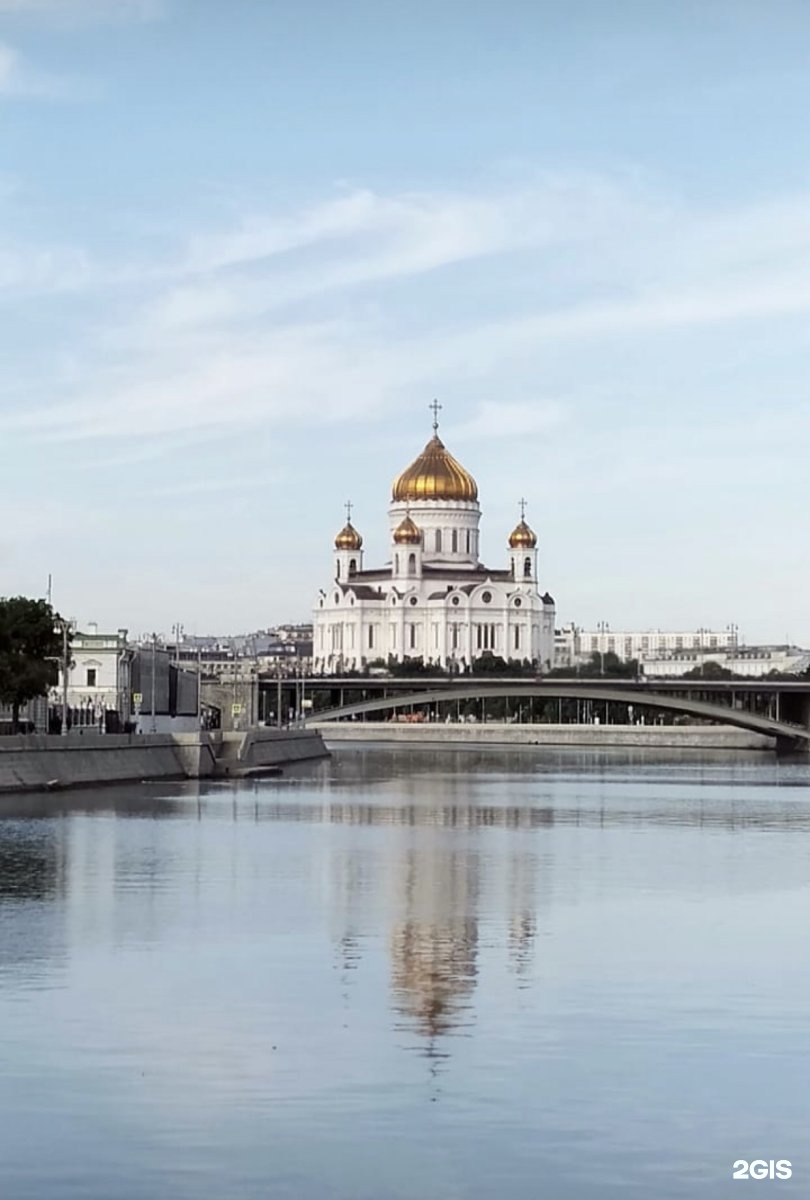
(5, 172, 810, 460)
(0, 39, 71, 96)
(0, 0, 163, 19)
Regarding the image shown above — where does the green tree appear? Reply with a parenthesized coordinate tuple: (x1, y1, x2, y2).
(681, 661, 736, 680)
(0, 598, 65, 731)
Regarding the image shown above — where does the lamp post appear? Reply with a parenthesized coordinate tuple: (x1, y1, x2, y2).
(196, 646, 202, 726)
(60, 618, 72, 737)
(150, 633, 157, 733)
(596, 620, 609, 676)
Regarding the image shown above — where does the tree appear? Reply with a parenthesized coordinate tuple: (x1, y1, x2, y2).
(681, 661, 736, 680)
(0, 598, 65, 731)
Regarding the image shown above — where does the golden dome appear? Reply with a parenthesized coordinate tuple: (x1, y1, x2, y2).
(335, 521, 362, 550)
(392, 434, 478, 503)
(508, 519, 537, 549)
(392, 514, 422, 544)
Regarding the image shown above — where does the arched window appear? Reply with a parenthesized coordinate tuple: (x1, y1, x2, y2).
(524, 557, 532, 579)
(395, 554, 400, 573)
(348, 558, 357, 576)
(408, 552, 416, 575)
(452, 529, 458, 553)
(435, 529, 442, 552)
(466, 529, 471, 553)
(336, 560, 341, 579)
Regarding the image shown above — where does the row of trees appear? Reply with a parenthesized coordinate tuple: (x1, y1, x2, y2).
(357, 650, 810, 682)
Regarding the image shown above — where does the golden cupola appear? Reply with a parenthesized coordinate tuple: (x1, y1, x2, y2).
(335, 520, 362, 550)
(508, 501, 537, 548)
(392, 408, 478, 503)
(393, 514, 422, 544)
(508, 520, 537, 549)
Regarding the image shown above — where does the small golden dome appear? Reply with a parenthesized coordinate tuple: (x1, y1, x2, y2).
(392, 434, 478, 503)
(393, 514, 422, 544)
(335, 521, 362, 550)
(508, 519, 537, 549)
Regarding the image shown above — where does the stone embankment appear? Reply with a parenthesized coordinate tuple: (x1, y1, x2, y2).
(0, 728, 328, 794)
(311, 721, 773, 751)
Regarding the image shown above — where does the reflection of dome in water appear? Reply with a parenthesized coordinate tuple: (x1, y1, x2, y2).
(392, 435, 478, 503)
(390, 919, 478, 1041)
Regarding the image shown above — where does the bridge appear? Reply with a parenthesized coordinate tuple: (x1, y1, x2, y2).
(301, 678, 810, 752)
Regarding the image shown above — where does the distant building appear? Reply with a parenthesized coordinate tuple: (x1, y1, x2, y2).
(641, 645, 810, 678)
(555, 623, 739, 668)
(554, 623, 807, 678)
(50, 624, 131, 729)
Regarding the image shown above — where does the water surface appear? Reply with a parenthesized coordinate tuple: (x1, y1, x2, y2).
(0, 746, 808, 1198)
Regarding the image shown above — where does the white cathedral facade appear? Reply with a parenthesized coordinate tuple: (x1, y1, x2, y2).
(313, 412, 556, 674)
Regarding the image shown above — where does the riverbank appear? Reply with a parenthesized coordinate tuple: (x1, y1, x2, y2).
(0, 728, 328, 794)
(311, 721, 773, 751)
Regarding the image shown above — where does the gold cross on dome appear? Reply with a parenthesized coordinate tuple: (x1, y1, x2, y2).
(519, 497, 527, 520)
(345, 500, 353, 522)
(429, 398, 442, 432)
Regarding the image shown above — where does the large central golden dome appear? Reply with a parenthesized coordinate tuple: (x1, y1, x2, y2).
(392, 433, 478, 502)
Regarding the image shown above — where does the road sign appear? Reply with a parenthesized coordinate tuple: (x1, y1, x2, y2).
(133, 693, 143, 704)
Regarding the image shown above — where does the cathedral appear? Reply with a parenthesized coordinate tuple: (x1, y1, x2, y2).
(313, 406, 556, 674)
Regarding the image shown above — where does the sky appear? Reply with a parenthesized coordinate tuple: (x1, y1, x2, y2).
(1, 0, 809, 643)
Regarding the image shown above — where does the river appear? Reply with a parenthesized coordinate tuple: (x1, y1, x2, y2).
(0, 746, 808, 1198)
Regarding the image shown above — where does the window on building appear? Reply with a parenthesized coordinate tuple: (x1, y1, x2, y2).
(476, 624, 497, 651)
(336, 561, 341, 578)
(368, 625, 374, 649)
(395, 554, 400, 573)
(523, 557, 531, 578)
(408, 553, 416, 575)
(514, 625, 520, 651)
(86, 668, 97, 687)
(348, 558, 357, 576)
(452, 529, 458, 553)
(451, 624, 459, 650)
(466, 530, 471, 553)
(435, 529, 442, 552)
(409, 624, 417, 649)
(591, 637, 598, 651)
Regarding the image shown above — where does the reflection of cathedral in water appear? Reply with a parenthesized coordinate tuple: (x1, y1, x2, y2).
(320, 756, 550, 1060)
(389, 847, 480, 1047)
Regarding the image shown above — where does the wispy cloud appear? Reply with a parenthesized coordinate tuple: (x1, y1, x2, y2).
(0, 39, 75, 97)
(4, 173, 810, 454)
(0, 0, 164, 20)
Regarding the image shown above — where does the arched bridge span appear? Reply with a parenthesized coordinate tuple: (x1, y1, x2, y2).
(305, 683, 810, 749)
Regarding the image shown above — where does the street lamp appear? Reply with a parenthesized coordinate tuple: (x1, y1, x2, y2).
(53, 617, 75, 737)
(596, 620, 609, 675)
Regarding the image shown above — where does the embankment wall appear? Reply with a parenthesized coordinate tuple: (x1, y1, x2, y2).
(311, 722, 773, 751)
(0, 728, 328, 794)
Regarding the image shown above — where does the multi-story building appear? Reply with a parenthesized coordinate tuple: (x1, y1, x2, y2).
(555, 623, 740, 668)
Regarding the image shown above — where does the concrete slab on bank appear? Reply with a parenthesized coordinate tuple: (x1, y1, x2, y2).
(0, 728, 329, 795)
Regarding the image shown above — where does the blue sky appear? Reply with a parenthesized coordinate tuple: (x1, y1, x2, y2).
(1, 0, 809, 642)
